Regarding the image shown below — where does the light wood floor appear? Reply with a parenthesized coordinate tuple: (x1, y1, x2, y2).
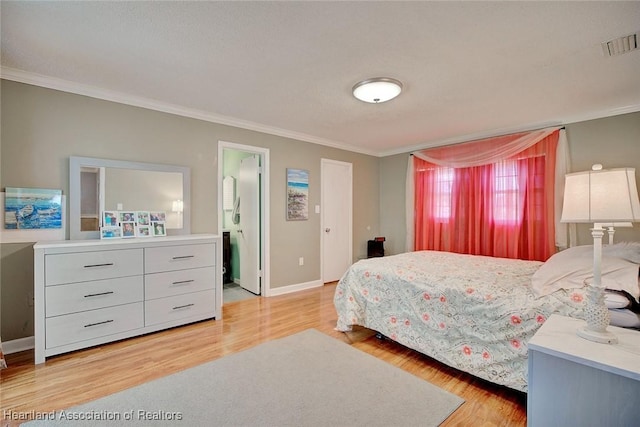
(1, 283, 526, 426)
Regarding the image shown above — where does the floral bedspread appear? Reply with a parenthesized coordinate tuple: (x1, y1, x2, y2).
(334, 251, 586, 392)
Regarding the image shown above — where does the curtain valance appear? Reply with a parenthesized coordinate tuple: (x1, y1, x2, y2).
(406, 126, 570, 253)
(412, 127, 561, 168)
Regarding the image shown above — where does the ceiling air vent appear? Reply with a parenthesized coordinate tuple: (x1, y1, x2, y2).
(601, 32, 639, 57)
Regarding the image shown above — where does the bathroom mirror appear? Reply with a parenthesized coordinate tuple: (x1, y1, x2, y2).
(69, 156, 191, 240)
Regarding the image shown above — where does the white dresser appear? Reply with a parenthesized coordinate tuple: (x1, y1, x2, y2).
(33, 234, 221, 364)
(527, 314, 640, 427)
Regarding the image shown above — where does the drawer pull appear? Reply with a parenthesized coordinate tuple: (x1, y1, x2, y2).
(84, 319, 114, 328)
(84, 291, 115, 298)
(172, 303, 195, 310)
(171, 279, 195, 285)
(172, 255, 195, 260)
(83, 263, 115, 268)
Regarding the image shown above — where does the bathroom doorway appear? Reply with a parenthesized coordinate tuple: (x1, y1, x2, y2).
(218, 141, 270, 303)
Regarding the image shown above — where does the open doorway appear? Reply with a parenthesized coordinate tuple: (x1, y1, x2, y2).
(218, 141, 270, 303)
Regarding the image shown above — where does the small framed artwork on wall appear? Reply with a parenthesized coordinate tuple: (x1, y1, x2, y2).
(286, 168, 309, 221)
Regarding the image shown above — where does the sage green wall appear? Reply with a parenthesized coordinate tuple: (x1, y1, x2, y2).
(379, 111, 640, 253)
(379, 153, 408, 255)
(0, 80, 380, 341)
(1, 243, 33, 340)
(565, 112, 640, 245)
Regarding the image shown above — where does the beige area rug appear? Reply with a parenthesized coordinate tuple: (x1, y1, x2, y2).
(22, 329, 464, 426)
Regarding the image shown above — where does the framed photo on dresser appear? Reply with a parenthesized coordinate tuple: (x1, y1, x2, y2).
(135, 211, 150, 226)
(121, 222, 135, 238)
(118, 211, 135, 223)
(149, 211, 166, 222)
(102, 211, 118, 227)
(151, 221, 166, 237)
(100, 226, 122, 239)
(136, 224, 152, 237)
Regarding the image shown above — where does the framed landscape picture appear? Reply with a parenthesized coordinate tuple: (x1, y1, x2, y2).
(286, 168, 309, 221)
(4, 187, 62, 230)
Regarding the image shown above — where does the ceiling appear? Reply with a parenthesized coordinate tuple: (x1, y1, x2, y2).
(1, 1, 639, 157)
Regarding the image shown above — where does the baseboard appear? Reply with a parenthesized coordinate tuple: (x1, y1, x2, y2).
(267, 279, 323, 297)
(2, 336, 35, 354)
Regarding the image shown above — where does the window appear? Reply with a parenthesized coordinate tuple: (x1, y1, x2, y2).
(434, 167, 454, 220)
(492, 160, 520, 224)
(412, 128, 559, 261)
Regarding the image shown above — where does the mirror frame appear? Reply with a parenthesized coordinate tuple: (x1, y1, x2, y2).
(69, 156, 191, 240)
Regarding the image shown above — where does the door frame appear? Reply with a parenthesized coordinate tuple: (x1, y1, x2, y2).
(217, 141, 270, 297)
(320, 158, 353, 283)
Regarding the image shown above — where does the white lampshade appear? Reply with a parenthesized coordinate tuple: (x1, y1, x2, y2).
(561, 167, 640, 223)
(595, 222, 633, 228)
(172, 199, 183, 213)
(352, 77, 403, 103)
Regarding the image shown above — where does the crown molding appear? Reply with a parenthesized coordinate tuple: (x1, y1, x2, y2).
(379, 104, 640, 157)
(0, 67, 379, 157)
(3, 67, 638, 159)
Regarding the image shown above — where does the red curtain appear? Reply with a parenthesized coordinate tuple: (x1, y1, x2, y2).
(414, 130, 559, 261)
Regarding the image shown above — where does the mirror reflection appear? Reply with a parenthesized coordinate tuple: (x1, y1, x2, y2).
(70, 156, 190, 240)
(80, 167, 183, 231)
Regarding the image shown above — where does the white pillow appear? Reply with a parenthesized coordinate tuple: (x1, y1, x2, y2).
(604, 291, 632, 309)
(609, 309, 640, 328)
(531, 245, 639, 300)
(603, 241, 640, 264)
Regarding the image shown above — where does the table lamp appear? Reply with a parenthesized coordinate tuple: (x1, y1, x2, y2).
(560, 165, 640, 344)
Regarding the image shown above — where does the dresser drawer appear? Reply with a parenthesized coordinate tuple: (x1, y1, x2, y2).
(45, 249, 143, 286)
(46, 276, 144, 318)
(145, 267, 215, 300)
(144, 244, 215, 273)
(145, 290, 215, 326)
(46, 302, 144, 349)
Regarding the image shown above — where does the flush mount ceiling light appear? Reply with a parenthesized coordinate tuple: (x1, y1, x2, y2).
(352, 77, 403, 103)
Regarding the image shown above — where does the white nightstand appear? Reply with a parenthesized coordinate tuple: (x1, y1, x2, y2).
(527, 314, 640, 427)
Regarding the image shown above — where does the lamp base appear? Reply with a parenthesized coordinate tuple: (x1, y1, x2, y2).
(576, 326, 618, 344)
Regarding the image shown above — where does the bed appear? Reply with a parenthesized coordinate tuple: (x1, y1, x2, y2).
(334, 244, 640, 392)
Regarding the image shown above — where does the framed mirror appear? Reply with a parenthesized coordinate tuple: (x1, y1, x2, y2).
(69, 156, 191, 240)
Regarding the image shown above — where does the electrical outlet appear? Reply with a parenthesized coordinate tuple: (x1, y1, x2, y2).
(299, 257, 304, 266)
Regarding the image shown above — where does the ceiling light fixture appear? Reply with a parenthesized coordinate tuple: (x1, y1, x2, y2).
(352, 77, 403, 104)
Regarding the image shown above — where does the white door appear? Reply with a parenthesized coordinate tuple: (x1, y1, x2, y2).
(238, 155, 261, 294)
(322, 159, 352, 282)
